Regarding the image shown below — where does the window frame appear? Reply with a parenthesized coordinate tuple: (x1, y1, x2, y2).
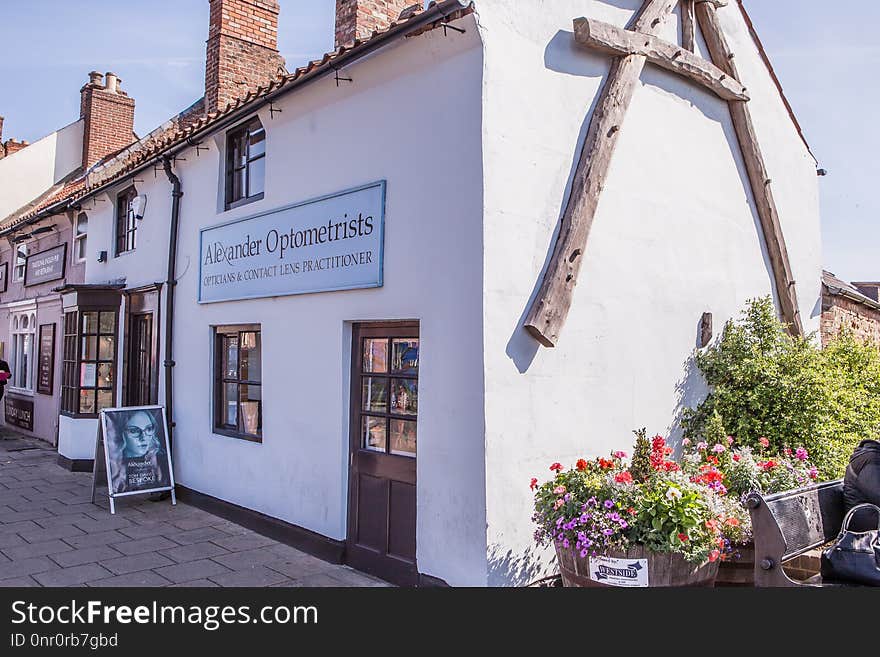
(13, 244, 28, 281)
(60, 307, 118, 418)
(74, 212, 88, 262)
(115, 186, 138, 257)
(213, 324, 262, 442)
(9, 309, 37, 394)
(224, 117, 266, 211)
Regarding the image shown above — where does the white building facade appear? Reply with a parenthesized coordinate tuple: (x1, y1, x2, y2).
(51, 0, 821, 586)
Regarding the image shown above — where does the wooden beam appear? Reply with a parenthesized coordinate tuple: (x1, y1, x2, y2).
(695, 2, 803, 335)
(682, 0, 696, 52)
(573, 17, 749, 101)
(523, 0, 679, 347)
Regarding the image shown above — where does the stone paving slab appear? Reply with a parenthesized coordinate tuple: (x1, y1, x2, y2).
(0, 431, 390, 588)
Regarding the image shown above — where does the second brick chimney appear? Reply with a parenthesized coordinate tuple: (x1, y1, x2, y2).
(80, 71, 136, 169)
(205, 0, 287, 114)
(334, 0, 420, 48)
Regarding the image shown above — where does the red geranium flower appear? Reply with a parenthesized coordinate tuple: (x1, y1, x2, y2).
(550, 462, 563, 473)
(598, 458, 614, 470)
(759, 437, 770, 448)
(732, 454, 741, 462)
(576, 459, 588, 471)
(614, 471, 633, 484)
(708, 549, 721, 563)
(529, 478, 538, 491)
(677, 533, 689, 542)
(627, 507, 636, 516)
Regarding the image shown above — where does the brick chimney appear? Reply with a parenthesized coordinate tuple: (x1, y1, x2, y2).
(334, 0, 420, 48)
(205, 0, 286, 114)
(80, 71, 136, 169)
(0, 116, 30, 159)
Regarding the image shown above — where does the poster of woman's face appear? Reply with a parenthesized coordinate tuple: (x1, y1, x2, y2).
(101, 406, 173, 496)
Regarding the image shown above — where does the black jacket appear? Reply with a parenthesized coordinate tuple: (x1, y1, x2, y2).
(843, 439, 880, 510)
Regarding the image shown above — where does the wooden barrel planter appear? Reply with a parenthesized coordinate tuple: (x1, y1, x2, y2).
(715, 543, 755, 587)
(555, 544, 719, 587)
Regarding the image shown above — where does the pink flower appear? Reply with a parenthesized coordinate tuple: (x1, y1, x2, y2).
(759, 437, 770, 448)
(612, 451, 627, 459)
(809, 467, 818, 480)
(783, 447, 792, 457)
(712, 444, 726, 454)
(553, 486, 566, 496)
(682, 438, 691, 447)
(726, 436, 734, 445)
(550, 463, 563, 473)
(696, 441, 708, 451)
(796, 447, 808, 461)
(554, 499, 564, 509)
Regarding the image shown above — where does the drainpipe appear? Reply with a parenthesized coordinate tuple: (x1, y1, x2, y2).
(161, 156, 182, 448)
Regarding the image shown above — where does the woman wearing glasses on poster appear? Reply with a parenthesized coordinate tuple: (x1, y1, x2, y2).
(105, 408, 170, 494)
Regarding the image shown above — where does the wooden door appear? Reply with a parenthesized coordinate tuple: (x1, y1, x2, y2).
(347, 323, 419, 585)
(126, 313, 154, 407)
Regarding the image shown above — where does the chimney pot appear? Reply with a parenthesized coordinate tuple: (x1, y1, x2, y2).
(105, 72, 119, 94)
(88, 71, 104, 86)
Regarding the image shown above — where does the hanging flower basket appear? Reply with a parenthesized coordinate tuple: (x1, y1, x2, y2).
(555, 543, 719, 588)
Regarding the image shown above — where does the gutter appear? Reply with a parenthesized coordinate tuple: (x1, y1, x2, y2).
(52, 0, 471, 211)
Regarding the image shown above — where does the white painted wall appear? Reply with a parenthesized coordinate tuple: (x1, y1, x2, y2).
(77, 16, 488, 586)
(58, 415, 99, 460)
(474, 0, 822, 585)
(0, 120, 83, 219)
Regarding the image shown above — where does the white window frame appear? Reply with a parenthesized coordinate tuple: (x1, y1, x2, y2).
(9, 308, 36, 394)
(74, 213, 88, 263)
(13, 244, 28, 282)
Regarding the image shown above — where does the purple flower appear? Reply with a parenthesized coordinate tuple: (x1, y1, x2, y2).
(580, 549, 589, 558)
(583, 538, 592, 548)
(579, 513, 590, 524)
(587, 497, 598, 507)
(562, 539, 570, 549)
(603, 500, 614, 509)
(564, 493, 572, 502)
(618, 520, 628, 529)
(602, 528, 614, 536)
(608, 512, 620, 522)
(556, 518, 564, 528)
(796, 447, 808, 461)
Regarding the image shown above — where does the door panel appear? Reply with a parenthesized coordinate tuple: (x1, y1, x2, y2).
(347, 323, 419, 586)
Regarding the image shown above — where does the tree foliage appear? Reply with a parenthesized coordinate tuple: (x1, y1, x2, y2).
(682, 297, 880, 479)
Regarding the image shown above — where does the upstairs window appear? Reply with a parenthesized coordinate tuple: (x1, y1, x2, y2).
(74, 213, 88, 262)
(225, 118, 265, 210)
(13, 244, 28, 281)
(115, 186, 138, 256)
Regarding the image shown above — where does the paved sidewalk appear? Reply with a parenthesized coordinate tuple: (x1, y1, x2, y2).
(0, 431, 389, 587)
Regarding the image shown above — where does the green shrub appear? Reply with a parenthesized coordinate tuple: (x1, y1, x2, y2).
(682, 297, 880, 479)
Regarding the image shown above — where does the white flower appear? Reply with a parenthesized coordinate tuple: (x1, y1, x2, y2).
(665, 487, 682, 501)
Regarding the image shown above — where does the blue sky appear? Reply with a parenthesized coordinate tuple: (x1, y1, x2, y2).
(0, 1, 876, 281)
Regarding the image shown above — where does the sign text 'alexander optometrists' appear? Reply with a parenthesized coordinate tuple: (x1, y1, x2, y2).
(199, 182, 384, 303)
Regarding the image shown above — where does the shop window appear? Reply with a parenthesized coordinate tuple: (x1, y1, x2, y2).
(13, 244, 28, 281)
(9, 310, 36, 392)
(213, 325, 262, 441)
(74, 213, 88, 262)
(225, 118, 265, 210)
(60, 309, 117, 417)
(115, 186, 138, 256)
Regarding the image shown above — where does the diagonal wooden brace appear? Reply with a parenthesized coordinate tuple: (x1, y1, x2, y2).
(524, 0, 680, 347)
(695, 2, 803, 335)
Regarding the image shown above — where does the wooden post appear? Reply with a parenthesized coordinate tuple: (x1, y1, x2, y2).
(682, 0, 696, 52)
(695, 2, 803, 335)
(524, 0, 680, 347)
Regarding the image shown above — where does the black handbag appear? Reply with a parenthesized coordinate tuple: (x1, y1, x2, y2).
(820, 503, 880, 586)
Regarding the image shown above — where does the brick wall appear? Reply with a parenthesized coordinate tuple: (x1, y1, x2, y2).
(334, 0, 420, 47)
(80, 72, 135, 169)
(2, 139, 28, 157)
(821, 294, 880, 348)
(205, 0, 286, 114)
